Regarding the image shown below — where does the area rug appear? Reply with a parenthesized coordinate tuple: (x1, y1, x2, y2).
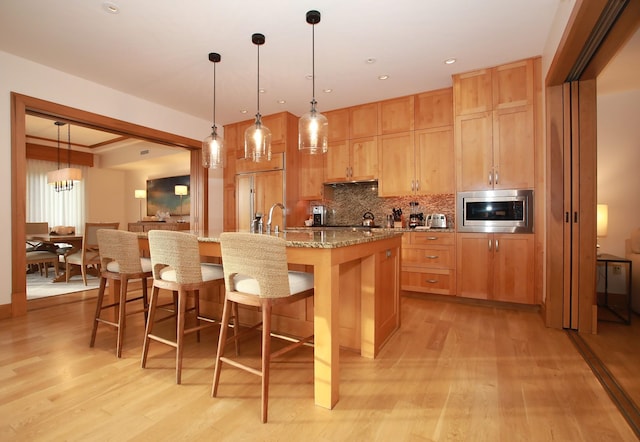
(27, 270, 100, 299)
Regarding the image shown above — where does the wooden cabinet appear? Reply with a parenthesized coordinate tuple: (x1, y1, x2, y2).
(379, 95, 414, 134)
(298, 152, 324, 200)
(325, 108, 349, 142)
(379, 127, 453, 196)
(325, 137, 378, 183)
(128, 222, 190, 232)
(401, 232, 456, 296)
(415, 88, 453, 130)
(349, 103, 378, 139)
(456, 233, 534, 304)
(454, 58, 536, 191)
(236, 170, 284, 231)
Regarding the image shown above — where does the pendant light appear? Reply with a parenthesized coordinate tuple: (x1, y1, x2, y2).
(298, 10, 328, 154)
(47, 121, 82, 192)
(244, 33, 272, 162)
(202, 52, 224, 169)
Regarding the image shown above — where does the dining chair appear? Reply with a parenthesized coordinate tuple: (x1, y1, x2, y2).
(141, 230, 225, 384)
(65, 222, 119, 285)
(90, 229, 152, 358)
(212, 232, 315, 423)
(26, 250, 59, 278)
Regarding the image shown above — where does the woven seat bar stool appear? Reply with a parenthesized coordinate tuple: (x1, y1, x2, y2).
(212, 232, 315, 423)
(142, 230, 225, 384)
(90, 229, 152, 358)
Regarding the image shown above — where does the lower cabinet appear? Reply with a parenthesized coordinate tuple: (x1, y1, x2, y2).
(456, 233, 534, 304)
(401, 231, 456, 296)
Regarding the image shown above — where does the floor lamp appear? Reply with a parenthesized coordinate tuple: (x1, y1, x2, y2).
(135, 189, 146, 222)
(597, 204, 608, 256)
(175, 185, 188, 222)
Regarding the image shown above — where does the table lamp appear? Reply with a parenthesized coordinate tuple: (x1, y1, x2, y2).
(175, 185, 188, 222)
(597, 204, 608, 256)
(135, 189, 146, 222)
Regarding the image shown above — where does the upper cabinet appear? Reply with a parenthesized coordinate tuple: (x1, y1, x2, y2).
(349, 103, 378, 139)
(453, 58, 538, 191)
(325, 108, 349, 142)
(415, 88, 453, 130)
(325, 137, 378, 183)
(379, 96, 414, 134)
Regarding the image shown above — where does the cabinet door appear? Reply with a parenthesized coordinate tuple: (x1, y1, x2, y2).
(223, 183, 236, 231)
(455, 112, 493, 191)
(235, 174, 253, 231)
(492, 105, 534, 189)
(492, 59, 534, 110)
(492, 234, 534, 304)
(350, 136, 378, 181)
(325, 108, 349, 142)
(415, 127, 454, 194)
(349, 103, 378, 138)
(261, 113, 286, 145)
(453, 69, 492, 115)
(456, 233, 492, 299)
(235, 119, 254, 159)
(299, 152, 324, 200)
(325, 140, 350, 182)
(415, 88, 453, 130)
(378, 132, 414, 196)
(379, 95, 414, 134)
(254, 170, 284, 230)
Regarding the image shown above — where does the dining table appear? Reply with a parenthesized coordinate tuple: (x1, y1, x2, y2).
(137, 228, 403, 410)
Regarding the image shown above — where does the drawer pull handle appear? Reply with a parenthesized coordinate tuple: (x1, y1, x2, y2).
(426, 255, 439, 259)
(426, 236, 438, 240)
(426, 279, 439, 283)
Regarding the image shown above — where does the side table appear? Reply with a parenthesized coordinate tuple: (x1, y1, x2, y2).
(596, 253, 632, 325)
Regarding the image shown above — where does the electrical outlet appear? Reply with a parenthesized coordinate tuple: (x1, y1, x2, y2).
(613, 264, 622, 275)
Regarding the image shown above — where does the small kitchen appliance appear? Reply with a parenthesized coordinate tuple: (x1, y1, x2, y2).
(362, 211, 375, 227)
(426, 213, 447, 229)
(312, 205, 325, 226)
(409, 202, 424, 228)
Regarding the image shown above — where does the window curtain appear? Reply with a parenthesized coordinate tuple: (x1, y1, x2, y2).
(26, 159, 87, 233)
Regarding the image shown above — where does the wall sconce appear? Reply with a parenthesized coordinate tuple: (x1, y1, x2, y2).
(597, 203, 608, 256)
(175, 185, 188, 222)
(135, 189, 146, 222)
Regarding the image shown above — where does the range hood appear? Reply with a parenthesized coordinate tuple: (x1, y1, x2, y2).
(323, 179, 378, 187)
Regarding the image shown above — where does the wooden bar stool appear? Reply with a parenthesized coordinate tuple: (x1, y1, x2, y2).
(90, 229, 152, 358)
(142, 230, 225, 384)
(212, 232, 314, 423)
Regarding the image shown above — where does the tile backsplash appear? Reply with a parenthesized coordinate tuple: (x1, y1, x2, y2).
(311, 182, 455, 227)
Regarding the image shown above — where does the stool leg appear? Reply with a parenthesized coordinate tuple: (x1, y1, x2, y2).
(175, 288, 187, 384)
(116, 276, 128, 358)
(212, 297, 232, 397)
(141, 277, 149, 323)
(90, 276, 108, 348)
(141, 285, 160, 369)
(261, 304, 272, 423)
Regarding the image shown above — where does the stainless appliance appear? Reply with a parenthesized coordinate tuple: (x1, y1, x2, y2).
(409, 202, 424, 228)
(312, 205, 325, 226)
(457, 189, 534, 233)
(362, 211, 375, 227)
(426, 213, 447, 229)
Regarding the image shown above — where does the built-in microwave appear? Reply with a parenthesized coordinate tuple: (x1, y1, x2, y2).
(457, 189, 534, 233)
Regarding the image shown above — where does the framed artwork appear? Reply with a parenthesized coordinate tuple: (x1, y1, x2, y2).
(146, 175, 190, 217)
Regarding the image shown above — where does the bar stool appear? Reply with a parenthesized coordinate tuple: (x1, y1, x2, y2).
(212, 232, 314, 423)
(142, 230, 225, 384)
(90, 229, 152, 358)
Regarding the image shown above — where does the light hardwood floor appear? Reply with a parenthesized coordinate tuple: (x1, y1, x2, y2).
(0, 290, 637, 441)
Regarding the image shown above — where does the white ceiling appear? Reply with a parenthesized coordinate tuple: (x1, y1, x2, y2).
(3, 0, 638, 170)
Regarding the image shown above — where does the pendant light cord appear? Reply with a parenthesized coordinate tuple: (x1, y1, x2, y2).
(312, 21, 316, 103)
(67, 124, 72, 168)
(212, 59, 216, 130)
(56, 123, 61, 170)
(256, 43, 261, 118)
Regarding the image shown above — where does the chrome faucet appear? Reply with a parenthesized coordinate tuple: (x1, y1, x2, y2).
(266, 203, 285, 234)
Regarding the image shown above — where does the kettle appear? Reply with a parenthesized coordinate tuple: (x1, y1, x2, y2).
(426, 213, 447, 229)
(362, 211, 375, 227)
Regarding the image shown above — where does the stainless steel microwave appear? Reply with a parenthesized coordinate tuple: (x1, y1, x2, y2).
(457, 189, 534, 233)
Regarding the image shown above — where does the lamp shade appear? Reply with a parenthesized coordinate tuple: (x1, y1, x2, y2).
(135, 189, 146, 199)
(175, 185, 188, 196)
(597, 204, 608, 237)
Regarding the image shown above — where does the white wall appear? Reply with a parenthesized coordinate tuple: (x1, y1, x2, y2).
(1, 50, 221, 307)
(597, 88, 640, 258)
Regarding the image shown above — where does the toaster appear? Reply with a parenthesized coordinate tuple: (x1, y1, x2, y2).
(427, 213, 447, 229)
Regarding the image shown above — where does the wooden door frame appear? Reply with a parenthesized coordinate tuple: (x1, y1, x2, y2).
(544, 0, 640, 331)
(10, 93, 207, 317)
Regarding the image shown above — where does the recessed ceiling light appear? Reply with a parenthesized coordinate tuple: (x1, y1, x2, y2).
(102, 1, 120, 14)
(277, 99, 286, 104)
(378, 75, 390, 80)
(366, 58, 376, 64)
(323, 88, 333, 93)
(259, 88, 266, 94)
(240, 109, 248, 114)
(305, 74, 313, 80)
(444, 58, 457, 65)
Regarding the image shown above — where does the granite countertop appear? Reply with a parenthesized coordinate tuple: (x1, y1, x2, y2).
(195, 229, 403, 249)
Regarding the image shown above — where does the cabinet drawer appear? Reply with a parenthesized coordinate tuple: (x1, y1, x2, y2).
(401, 269, 454, 295)
(402, 246, 454, 269)
(409, 232, 454, 245)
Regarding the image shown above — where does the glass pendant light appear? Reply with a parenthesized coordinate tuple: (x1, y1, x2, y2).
(202, 52, 224, 169)
(244, 33, 271, 162)
(298, 10, 328, 154)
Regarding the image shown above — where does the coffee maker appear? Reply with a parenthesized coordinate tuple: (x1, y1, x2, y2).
(312, 205, 325, 226)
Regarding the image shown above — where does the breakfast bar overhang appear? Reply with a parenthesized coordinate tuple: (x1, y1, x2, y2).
(140, 229, 402, 409)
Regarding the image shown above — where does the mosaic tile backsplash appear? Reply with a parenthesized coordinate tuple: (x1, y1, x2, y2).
(310, 182, 455, 227)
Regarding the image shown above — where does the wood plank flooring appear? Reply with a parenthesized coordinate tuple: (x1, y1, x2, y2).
(0, 290, 637, 441)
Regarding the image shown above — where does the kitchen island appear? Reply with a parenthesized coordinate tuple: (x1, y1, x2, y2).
(139, 229, 402, 410)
